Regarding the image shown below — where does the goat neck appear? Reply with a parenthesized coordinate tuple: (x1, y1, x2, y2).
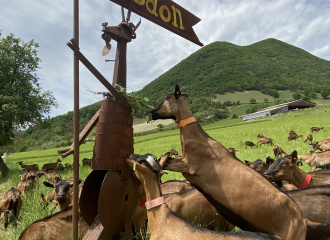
(142, 174, 169, 235)
(287, 166, 310, 188)
(173, 97, 194, 124)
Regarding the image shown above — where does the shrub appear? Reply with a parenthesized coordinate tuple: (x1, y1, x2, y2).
(250, 98, 256, 104)
(157, 124, 165, 131)
(17, 145, 28, 152)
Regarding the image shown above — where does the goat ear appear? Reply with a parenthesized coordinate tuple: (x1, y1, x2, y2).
(291, 150, 298, 164)
(174, 85, 181, 99)
(125, 158, 148, 174)
(43, 181, 55, 188)
(266, 158, 274, 166)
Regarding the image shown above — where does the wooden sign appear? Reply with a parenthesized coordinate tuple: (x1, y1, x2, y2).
(109, 0, 203, 46)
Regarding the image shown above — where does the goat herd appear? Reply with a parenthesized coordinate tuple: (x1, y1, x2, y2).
(1, 85, 330, 240)
(0, 157, 91, 236)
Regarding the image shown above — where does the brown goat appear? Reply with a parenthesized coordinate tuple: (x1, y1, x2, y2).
(264, 151, 330, 188)
(43, 171, 62, 184)
(244, 159, 297, 191)
(40, 178, 84, 213)
(134, 180, 235, 238)
(288, 133, 303, 141)
(19, 206, 88, 240)
(297, 151, 330, 172)
(244, 141, 257, 148)
(164, 188, 235, 231)
(126, 153, 281, 240)
(151, 86, 330, 240)
(273, 145, 288, 158)
(17, 180, 31, 196)
(258, 137, 274, 146)
(310, 140, 330, 153)
(43, 180, 81, 212)
(285, 185, 330, 223)
(311, 127, 324, 133)
(17, 161, 39, 171)
(56, 162, 64, 171)
(160, 180, 194, 194)
(132, 180, 195, 238)
(0, 187, 23, 228)
(304, 134, 313, 144)
(82, 158, 91, 166)
(42, 159, 62, 172)
(245, 160, 269, 175)
(227, 148, 238, 157)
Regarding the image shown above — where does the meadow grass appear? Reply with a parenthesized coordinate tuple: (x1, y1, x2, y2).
(1, 105, 330, 239)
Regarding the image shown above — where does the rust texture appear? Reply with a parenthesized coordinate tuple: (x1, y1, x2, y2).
(91, 99, 134, 170)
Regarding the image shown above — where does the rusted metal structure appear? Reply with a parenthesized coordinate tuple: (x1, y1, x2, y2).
(63, 0, 203, 239)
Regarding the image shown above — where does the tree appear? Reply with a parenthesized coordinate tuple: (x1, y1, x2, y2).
(321, 88, 330, 99)
(250, 98, 256, 104)
(0, 31, 57, 175)
(264, 98, 268, 103)
(292, 92, 301, 100)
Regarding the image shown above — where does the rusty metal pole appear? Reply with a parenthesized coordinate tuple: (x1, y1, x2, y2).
(73, 0, 79, 239)
(112, 40, 127, 88)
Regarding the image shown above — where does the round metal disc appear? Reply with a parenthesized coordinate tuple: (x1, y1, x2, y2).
(79, 170, 108, 225)
(98, 170, 139, 235)
(102, 44, 111, 56)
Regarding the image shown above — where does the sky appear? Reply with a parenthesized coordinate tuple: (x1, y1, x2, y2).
(1, 0, 329, 118)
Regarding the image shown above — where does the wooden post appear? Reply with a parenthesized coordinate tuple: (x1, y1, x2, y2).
(73, 0, 79, 239)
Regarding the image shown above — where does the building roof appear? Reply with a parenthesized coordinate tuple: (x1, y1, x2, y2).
(242, 99, 316, 118)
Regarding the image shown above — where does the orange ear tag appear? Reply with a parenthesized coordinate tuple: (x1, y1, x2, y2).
(133, 163, 136, 171)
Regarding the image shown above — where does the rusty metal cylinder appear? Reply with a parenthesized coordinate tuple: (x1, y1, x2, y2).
(91, 99, 134, 170)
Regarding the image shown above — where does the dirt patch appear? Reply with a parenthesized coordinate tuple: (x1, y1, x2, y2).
(133, 119, 175, 133)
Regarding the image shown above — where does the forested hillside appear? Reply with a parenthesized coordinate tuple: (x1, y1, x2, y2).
(10, 38, 330, 152)
(137, 38, 330, 105)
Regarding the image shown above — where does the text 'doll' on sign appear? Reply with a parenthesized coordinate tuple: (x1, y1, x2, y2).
(109, 0, 203, 46)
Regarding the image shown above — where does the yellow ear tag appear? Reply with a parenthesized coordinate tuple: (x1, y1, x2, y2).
(298, 155, 301, 160)
(133, 162, 136, 171)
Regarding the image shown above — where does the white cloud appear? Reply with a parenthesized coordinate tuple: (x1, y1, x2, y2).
(1, 0, 329, 117)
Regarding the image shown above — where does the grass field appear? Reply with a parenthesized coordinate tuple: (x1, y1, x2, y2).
(1, 105, 330, 239)
(215, 90, 330, 105)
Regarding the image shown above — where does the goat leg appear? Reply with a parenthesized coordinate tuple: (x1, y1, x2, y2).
(163, 156, 189, 173)
(50, 201, 59, 214)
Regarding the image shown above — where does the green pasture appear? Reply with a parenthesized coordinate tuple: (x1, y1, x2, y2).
(215, 91, 277, 104)
(215, 90, 330, 105)
(1, 105, 330, 239)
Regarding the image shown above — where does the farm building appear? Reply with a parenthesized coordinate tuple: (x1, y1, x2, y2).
(242, 99, 316, 121)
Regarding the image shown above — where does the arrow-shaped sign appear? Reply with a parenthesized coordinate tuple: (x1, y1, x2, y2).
(109, 0, 203, 46)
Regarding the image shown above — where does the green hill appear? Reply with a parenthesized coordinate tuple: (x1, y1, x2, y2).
(9, 38, 330, 153)
(137, 38, 330, 104)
